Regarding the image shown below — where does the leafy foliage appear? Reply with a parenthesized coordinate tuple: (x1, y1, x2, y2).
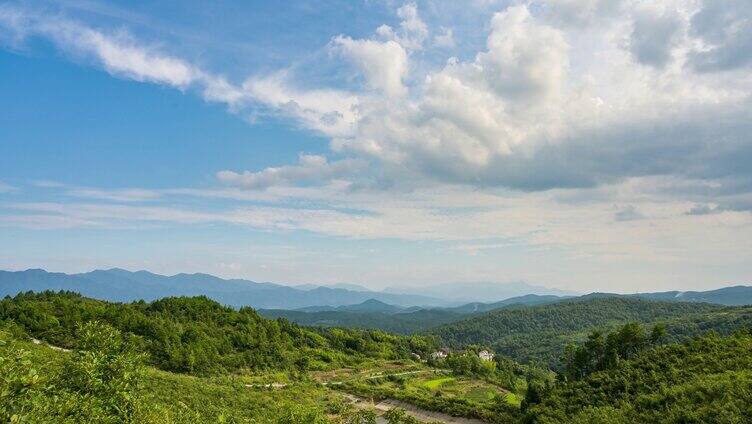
(260, 308, 468, 335)
(0, 291, 437, 375)
(429, 297, 724, 367)
(0, 321, 151, 423)
(525, 329, 752, 423)
(560, 323, 666, 380)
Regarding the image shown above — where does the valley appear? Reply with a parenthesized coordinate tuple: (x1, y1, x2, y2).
(2, 281, 752, 423)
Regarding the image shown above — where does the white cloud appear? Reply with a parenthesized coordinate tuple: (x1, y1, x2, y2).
(334, 5, 573, 176)
(480, 6, 569, 102)
(2, 1, 752, 290)
(4, 1, 750, 195)
(216, 154, 366, 190)
(394, 2, 428, 50)
(327, 1, 752, 195)
(331, 36, 409, 97)
(328, 2, 433, 98)
(374, 2, 428, 51)
(0, 5, 356, 138)
(0, 6, 199, 88)
(434, 27, 455, 48)
(242, 72, 358, 137)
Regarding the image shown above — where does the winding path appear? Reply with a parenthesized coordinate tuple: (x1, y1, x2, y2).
(341, 393, 487, 424)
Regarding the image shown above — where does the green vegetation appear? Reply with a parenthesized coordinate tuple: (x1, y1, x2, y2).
(422, 376, 455, 390)
(3, 291, 752, 423)
(0, 291, 438, 375)
(524, 327, 752, 423)
(429, 297, 727, 367)
(260, 309, 468, 335)
(343, 371, 520, 423)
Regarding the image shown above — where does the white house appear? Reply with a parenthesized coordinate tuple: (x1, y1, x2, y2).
(430, 349, 448, 360)
(478, 350, 494, 361)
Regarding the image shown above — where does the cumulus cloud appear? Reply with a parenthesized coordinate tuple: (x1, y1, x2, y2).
(5, 1, 752, 198)
(334, 5, 573, 177)
(217, 154, 367, 190)
(325, 1, 752, 197)
(331, 36, 409, 97)
(480, 6, 568, 102)
(329, 1, 432, 98)
(375, 2, 428, 51)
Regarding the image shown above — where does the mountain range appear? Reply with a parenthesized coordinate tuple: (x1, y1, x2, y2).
(0, 268, 446, 309)
(383, 281, 579, 302)
(2, 268, 750, 314)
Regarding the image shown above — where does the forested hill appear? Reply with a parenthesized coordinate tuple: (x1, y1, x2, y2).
(260, 308, 468, 334)
(258, 294, 574, 334)
(429, 297, 725, 367)
(525, 330, 752, 422)
(0, 291, 437, 375)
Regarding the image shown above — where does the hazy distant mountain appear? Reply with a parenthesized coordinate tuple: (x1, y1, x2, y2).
(261, 294, 572, 333)
(296, 299, 406, 314)
(295, 282, 373, 292)
(633, 286, 752, 306)
(445, 294, 569, 313)
(383, 281, 578, 303)
(0, 268, 448, 309)
(329, 283, 372, 291)
(572, 286, 752, 307)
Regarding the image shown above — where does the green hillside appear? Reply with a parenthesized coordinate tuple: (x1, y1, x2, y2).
(0, 291, 437, 376)
(3, 291, 752, 424)
(428, 297, 724, 367)
(525, 330, 752, 423)
(260, 308, 468, 334)
(0, 321, 378, 423)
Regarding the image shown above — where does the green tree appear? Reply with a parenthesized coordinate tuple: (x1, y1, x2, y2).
(58, 321, 147, 423)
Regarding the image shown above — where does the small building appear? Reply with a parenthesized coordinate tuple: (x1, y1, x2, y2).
(430, 349, 449, 360)
(478, 350, 495, 361)
(410, 352, 421, 361)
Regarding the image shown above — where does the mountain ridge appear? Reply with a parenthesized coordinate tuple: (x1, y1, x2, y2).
(0, 268, 447, 309)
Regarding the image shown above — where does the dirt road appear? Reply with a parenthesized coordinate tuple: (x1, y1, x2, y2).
(342, 393, 487, 424)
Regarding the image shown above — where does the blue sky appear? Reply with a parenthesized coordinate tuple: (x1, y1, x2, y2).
(1, 0, 751, 293)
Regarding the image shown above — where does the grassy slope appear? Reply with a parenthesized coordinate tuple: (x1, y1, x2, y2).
(0, 333, 348, 423)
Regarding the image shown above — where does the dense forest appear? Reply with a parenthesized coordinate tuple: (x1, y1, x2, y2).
(0, 291, 438, 375)
(524, 329, 752, 423)
(428, 297, 732, 367)
(259, 308, 469, 335)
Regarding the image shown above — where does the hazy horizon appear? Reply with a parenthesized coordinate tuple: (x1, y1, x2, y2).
(2, 0, 751, 294)
(3, 265, 749, 297)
